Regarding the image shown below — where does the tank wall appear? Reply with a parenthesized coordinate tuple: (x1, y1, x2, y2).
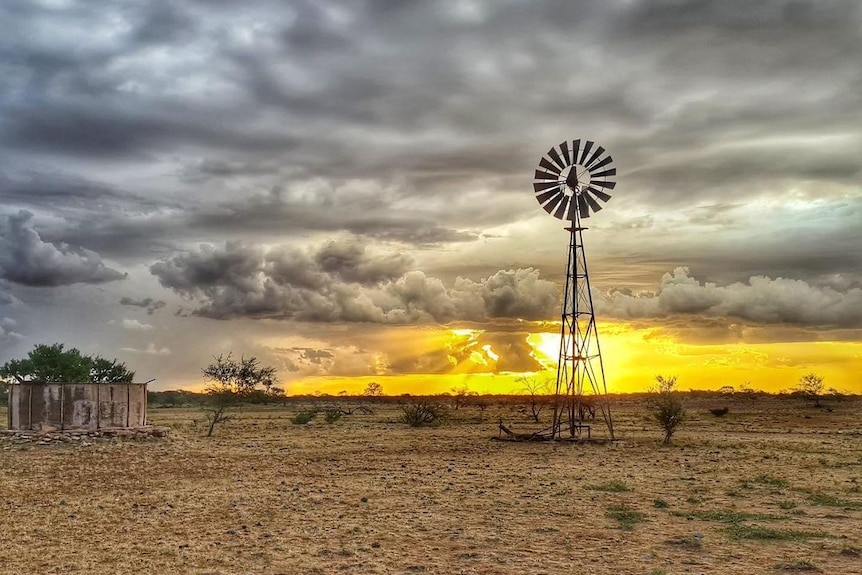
(6, 383, 147, 431)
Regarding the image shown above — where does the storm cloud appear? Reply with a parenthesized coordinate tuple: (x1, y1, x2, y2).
(151, 238, 559, 323)
(0, 210, 126, 286)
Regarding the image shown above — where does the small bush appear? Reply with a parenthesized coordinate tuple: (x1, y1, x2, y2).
(647, 375, 686, 444)
(709, 407, 729, 417)
(323, 409, 343, 424)
(772, 559, 819, 571)
(291, 410, 317, 425)
(654, 498, 670, 509)
(400, 401, 447, 427)
(605, 505, 646, 530)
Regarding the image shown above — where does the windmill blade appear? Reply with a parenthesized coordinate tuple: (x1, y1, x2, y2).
(589, 155, 613, 171)
(586, 186, 612, 202)
(571, 139, 581, 166)
(534, 169, 559, 181)
(584, 146, 605, 168)
(566, 197, 578, 220)
(547, 147, 566, 171)
(559, 141, 571, 165)
(539, 157, 561, 174)
(542, 193, 565, 215)
(536, 188, 561, 204)
(578, 195, 590, 219)
(579, 140, 593, 164)
(583, 191, 603, 213)
(534, 180, 562, 193)
(590, 168, 616, 179)
(590, 179, 616, 190)
(553, 196, 571, 219)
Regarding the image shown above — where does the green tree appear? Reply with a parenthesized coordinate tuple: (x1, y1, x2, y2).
(0, 343, 134, 383)
(201, 353, 278, 437)
(647, 375, 686, 444)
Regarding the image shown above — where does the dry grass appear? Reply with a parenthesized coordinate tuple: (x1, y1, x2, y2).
(1, 394, 861, 574)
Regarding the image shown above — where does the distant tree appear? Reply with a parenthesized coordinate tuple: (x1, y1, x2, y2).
(717, 385, 735, 395)
(201, 353, 278, 437)
(519, 376, 553, 423)
(647, 375, 686, 444)
(363, 382, 384, 397)
(0, 343, 134, 383)
(450, 384, 478, 409)
(796, 373, 825, 408)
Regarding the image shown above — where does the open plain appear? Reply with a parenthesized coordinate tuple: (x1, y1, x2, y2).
(2, 394, 861, 575)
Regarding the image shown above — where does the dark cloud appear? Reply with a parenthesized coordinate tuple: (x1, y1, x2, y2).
(151, 238, 558, 323)
(119, 297, 167, 315)
(0, 210, 127, 286)
(602, 267, 862, 328)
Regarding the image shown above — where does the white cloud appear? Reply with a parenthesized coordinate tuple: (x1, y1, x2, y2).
(121, 318, 154, 331)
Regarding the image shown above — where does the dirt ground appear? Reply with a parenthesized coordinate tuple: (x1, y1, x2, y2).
(2, 394, 861, 575)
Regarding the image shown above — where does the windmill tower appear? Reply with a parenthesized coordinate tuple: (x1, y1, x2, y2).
(533, 140, 616, 440)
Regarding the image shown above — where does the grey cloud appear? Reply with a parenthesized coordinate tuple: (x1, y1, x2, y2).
(0, 210, 127, 286)
(151, 239, 559, 323)
(602, 267, 862, 328)
(119, 297, 167, 315)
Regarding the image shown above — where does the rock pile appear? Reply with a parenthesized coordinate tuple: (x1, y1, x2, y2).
(0, 426, 169, 446)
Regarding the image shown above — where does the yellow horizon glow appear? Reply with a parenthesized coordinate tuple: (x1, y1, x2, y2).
(162, 323, 861, 396)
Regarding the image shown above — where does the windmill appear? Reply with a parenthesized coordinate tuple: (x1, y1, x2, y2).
(533, 139, 616, 440)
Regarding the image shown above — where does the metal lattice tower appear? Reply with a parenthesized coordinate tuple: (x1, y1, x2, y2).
(532, 139, 617, 440)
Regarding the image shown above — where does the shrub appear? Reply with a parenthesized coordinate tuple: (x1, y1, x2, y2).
(709, 407, 729, 417)
(647, 375, 686, 444)
(323, 409, 343, 424)
(291, 410, 317, 425)
(400, 401, 446, 427)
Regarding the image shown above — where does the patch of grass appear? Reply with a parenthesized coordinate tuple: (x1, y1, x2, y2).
(586, 480, 632, 493)
(724, 524, 832, 542)
(772, 559, 819, 571)
(653, 498, 669, 509)
(752, 474, 789, 489)
(673, 509, 783, 523)
(808, 492, 862, 509)
(605, 505, 646, 530)
(291, 410, 317, 425)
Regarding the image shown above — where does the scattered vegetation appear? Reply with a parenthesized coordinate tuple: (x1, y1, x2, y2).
(647, 375, 686, 444)
(672, 509, 784, 523)
(772, 559, 819, 571)
(518, 376, 553, 423)
(709, 407, 729, 417)
(796, 373, 825, 408)
(605, 504, 646, 530)
(200, 353, 278, 437)
(653, 498, 670, 509)
(724, 524, 831, 542)
(292, 410, 318, 425)
(808, 492, 862, 509)
(399, 401, 447, 427)
(751, 474, 789, 489)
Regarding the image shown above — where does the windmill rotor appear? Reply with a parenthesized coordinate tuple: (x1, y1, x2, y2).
(533, 140, 616, 221)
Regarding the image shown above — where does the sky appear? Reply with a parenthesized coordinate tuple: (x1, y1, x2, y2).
(0, 0, 860, 395)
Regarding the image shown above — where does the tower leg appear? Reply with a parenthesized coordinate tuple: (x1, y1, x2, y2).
(552, 212, 614, 440)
